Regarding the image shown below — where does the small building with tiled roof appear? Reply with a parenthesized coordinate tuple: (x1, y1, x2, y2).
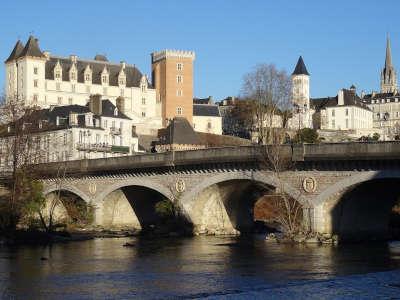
(192, 98, 222, 135)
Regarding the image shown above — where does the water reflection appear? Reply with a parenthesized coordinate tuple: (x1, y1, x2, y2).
(0, 236, 399, 299)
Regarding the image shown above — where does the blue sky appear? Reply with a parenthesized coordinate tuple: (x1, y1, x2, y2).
(0, 1, 399, 99)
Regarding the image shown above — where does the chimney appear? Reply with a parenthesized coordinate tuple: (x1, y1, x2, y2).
(338, 89, 344, 106)
(43, 51, 50, 59)
(69, 112, 78, 126)
(70, 55, 78, 63)
(89, 94, 102, 115)
(116, 96, 125, 114)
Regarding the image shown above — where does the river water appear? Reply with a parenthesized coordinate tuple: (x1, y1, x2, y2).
(0, 236, 399, 299)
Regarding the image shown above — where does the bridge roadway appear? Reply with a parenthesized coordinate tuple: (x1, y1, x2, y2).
(4, 141, 400, 238)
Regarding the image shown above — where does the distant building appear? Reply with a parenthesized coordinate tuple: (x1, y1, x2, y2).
(151, 50, 195, 126)
(193, 97, 222, 135)
(311, 87, 373, 132)
(4, 36, 163, 135)
(0, 97, 139, 171)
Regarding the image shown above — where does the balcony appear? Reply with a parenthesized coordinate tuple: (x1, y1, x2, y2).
(110, 127, 121, 135)
(76, 143, 129, 154)
(110, 145, 130, 153)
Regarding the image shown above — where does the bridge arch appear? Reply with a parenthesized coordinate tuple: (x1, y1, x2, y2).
(313, 170, 400, 240)
(94, 178, 176, 231)
(43, 183, 92, 204)
(313, 170, 400, 206)
(180, 170, 305, 234)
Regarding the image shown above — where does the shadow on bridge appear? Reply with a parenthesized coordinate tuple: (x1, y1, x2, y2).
(330, 177, 400, 241)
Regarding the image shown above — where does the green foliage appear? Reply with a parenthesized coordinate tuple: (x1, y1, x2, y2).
(372, 132, 380, 141)
(155, 200, 175, 219)
(293, 128, 319, 144)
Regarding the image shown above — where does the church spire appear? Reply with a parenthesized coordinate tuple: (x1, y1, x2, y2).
(385, 35, 393, 69)
(381, 35, 397, 93)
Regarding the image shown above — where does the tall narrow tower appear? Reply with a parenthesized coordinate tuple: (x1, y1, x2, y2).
(381, 36, 397, 93)
(291, 56, 310, 109)
(151, 50, 195, 126)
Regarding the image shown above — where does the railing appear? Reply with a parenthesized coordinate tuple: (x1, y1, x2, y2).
(76, 143, 112, 152)
(76, 143, 130, 154)
(110, 127, 121, 135)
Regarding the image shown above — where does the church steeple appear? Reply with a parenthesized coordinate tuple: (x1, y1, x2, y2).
(381, 35, 397, 93)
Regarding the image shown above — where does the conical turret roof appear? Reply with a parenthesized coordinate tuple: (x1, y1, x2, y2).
(5, 40, 25, 63)
(19, 35, 45, 59)
(292, 56, 309, 76)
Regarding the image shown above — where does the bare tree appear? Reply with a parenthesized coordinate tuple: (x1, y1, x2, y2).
(242, 63, 291, 144)
(0, 93, 45, 230)
(242, 64, 303, 237)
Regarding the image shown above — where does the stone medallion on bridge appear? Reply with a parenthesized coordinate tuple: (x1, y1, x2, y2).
(89, 182, 97, 195)
(303, 177, 317, 193)
(175, 179, 186, 193)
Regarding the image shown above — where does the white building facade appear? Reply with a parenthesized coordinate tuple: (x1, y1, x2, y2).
(4, 36, 162, 135)
(0, 98, 139, 172)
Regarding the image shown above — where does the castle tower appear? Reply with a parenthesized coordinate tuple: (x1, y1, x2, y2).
(4, 40, 25, 101)
(381, 36, 397, 93)
(4, 36, 47, 106)
(291, 56, 310, 109)
(151, 50, 195, 126)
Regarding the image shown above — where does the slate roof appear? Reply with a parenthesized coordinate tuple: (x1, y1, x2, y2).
(292, 56, 309, 76)
(311, 89, 371, 111)
(5, 40, 25, 63)
(159, 117, 201, 145)
(44, 56, 148, 88)
(18, 36, 46, 59)
(99, 99, 131, 119)
(193, 104, 220, 117)
(193, 97, 213, 104)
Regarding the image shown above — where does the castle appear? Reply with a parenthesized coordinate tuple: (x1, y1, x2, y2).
(4, 36, 195, 135)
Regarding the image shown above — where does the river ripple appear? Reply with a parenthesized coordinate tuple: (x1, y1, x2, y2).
(0, 236, 399, 299)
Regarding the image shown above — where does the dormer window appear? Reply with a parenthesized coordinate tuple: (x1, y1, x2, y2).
(70, 72, 76, 81)
(55, 71, 61, 79)
(84, 65, 92, 83)
(140, 75, 147, 92)
(101, 67, 109, 85)
(102, 75, 107, 84)
(54, 61, 62, 81)
(119, 78, 125, 85)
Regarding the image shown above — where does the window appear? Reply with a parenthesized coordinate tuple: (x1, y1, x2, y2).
(34, 67, 38, 75)
(331, 120, 335, 128)
(70, 72, 76, 81)
(177, 107, 183, 115)
(377, 113, 380, 119)
(34, 80, 38, 88)
(68, 98, 73, 105)
(177, 90, 182, 96)
(142, 98, 146, 105)
(141, 85, 146, 92)
(331, 109, 335, 117)
(103, 120, 108, 128)
(55, 72, 61, 79)
(207, 121, 212, 129)
(71, 84, 76, 92)
(58, 97, 62, 104)
(345, 108, 348, 116)
(141, 111, 146, 117)
(112, 120, 115, 128)
(177, 63, 183, 71)
(102, 75, 108, 84)
(85, 74, 91, 81)
(33, 94, 38, 103)
(119, 79, 125, 85)
(397, 112, 399, 118)
(177, 75, 183, 83)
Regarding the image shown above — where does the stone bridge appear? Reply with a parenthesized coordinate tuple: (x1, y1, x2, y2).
(9, 142, 400, 238)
